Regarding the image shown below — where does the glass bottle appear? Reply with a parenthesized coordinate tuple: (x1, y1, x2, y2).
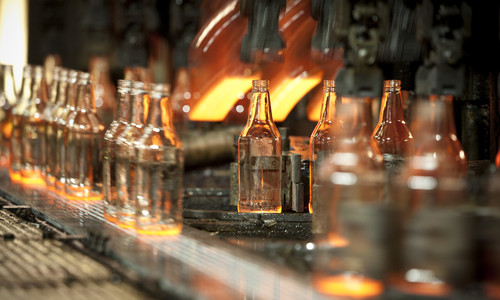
(135, 83, 183, 235)
(0, 64, 17, 168)
(10, 65, 33, 182)
(64, 72, 105, 200)
(46, 68, 68, 191)
(413, 95, 467, 178)
(238, 79, 282, 213)
(309, 80, 342, 214)
(116, 81, 149, 227)
(103, 80, 132, 221)
(312, 98, 388, 299)
(20, 65, 48, 187)
(55, 70, 79, 195)
(42, 66, 62, 189)
(389, 99, 473, 297)
(372, 80, 414, 160)
(89, 55, 116, 128)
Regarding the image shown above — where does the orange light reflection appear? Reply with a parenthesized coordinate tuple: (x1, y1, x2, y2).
(189, 77, 258, 121)
(136, 225, 182, 236)
(314, 274, 383, 298)
(270, 74, 323, 122)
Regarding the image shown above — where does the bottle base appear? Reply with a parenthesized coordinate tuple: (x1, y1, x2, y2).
(136, 222, 182, 236)
(238, 203, 282, 213)
(312, 273, 383, 299)
(20, 170, 46, 188)
(65, 185, 103, 201)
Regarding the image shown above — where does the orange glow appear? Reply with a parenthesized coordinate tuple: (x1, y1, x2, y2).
(189, 77, 258, 121)
(313, 274, 383, 298)
(327, 233, 350, 248)
(136, 224, 182, 236)
(103, 213, 117, 223)
(65, 186, 103, 201)
(45, 176, 55, 191)
(485, 283, 500, 300)
(117, 220, 135, 229)
(9, 170, 21, 182)
(391, 276, 451, 297)
(20, 171, 46, 188)
(270, 73, 323, 122)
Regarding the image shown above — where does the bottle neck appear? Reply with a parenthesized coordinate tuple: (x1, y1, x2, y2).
(130, 93, 147, 126)
(320, 86, 338, 122)
(116, 91, 131, 122)
(75, 83, 95, 111)
(430, 95, 457, 135)
(31, 76, 47, 105)
(56, 81, 68, 106)
(49, 79, 59, 105)
(379, 88, 405, 122)
(66, 80, 79, 108)
(248, 87, 274, 124)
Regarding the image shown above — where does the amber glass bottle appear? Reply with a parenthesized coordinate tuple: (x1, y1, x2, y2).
(64, 72, 105, 200)
(20, 65, 48, 187)
(135, 83, 183, 235)
(0, 64, 16, 168)
(238, 80, 282, 213)
(309, 80, 342, 213)
(55, 70, 79, 195)
(116, 81, 149, 227)
(42, 66, 62, 189)
(372, 80, 414, 158)
(103, 80, 132, 221)
(10, 65, 33, 182)
(313, 98, 387, 299)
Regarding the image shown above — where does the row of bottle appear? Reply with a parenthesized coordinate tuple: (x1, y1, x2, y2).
(102, 80, 183, 235)
(0, 65, 104, 199)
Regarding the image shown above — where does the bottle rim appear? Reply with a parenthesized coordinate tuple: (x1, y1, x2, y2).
(252, 79, 269, 88)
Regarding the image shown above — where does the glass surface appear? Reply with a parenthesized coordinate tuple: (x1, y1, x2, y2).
(116, 81, 149, 227)
(103, 80, 132, 221)
(135, 83, 183, 235)
(55, 70, 79, 195)
(20, 65, 48, 187)
(238, 80, 282, 213)
(0, 64, 16, 168)
(309, 80, 342, 213)
(65, 72, 105, 201)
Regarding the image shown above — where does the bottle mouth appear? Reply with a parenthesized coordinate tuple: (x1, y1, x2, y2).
(323, 79, 335, 90)
(252, 79, 269, 90)
(383, 79, 401, 92)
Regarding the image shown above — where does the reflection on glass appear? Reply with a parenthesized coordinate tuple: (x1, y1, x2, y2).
(0, 64, 16, 168)
(116, 81, 149, 227)
(135, 83, 183, 235)
(103, 80, 132, 221)
(65, 72, 105, 200)
(238, 80, 282, 213)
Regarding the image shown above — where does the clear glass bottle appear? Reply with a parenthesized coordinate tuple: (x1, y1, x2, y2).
(389, 99, 472, 297)
(10, 65, 33, 182)
(55, 70, 79, 195)
(238, 79, 282, 213)
(135, 83, 183, 235)
(103, 80, 132, 221)
(309, 80, 342, 214)
(372, 80, 414, 159)
(312, 98, 387, 299)
(42, 66, 62, 189)
(89, 55, 116, 128)
(116, 81, 149, 227)
(46, 68, 68, 191)
(64, 72, 105, 200)
(20, 65, 48, 187)
(0, 64, 17, 168)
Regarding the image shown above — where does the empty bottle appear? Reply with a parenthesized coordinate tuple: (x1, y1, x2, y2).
(103, 79, 132, 221)
(313, 98, 387, 298)
(0, 64, 16, 168)
(116, 81, 149, 227)
(55, 70, 79, 195)
(389, 98, 472, 297)
(64, 72, 105, 200)
(21, 65, 48, 187)
(372, 80, 414, 161)
(135, 83, 183, 235)
(10, 65, 33, 182)
(238, 79, 282, 213)
(309, 80, 342, 214)
(42, 66, 62, 189)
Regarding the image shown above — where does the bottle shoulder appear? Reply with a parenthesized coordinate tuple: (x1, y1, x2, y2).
(240, 121, 281, 140)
